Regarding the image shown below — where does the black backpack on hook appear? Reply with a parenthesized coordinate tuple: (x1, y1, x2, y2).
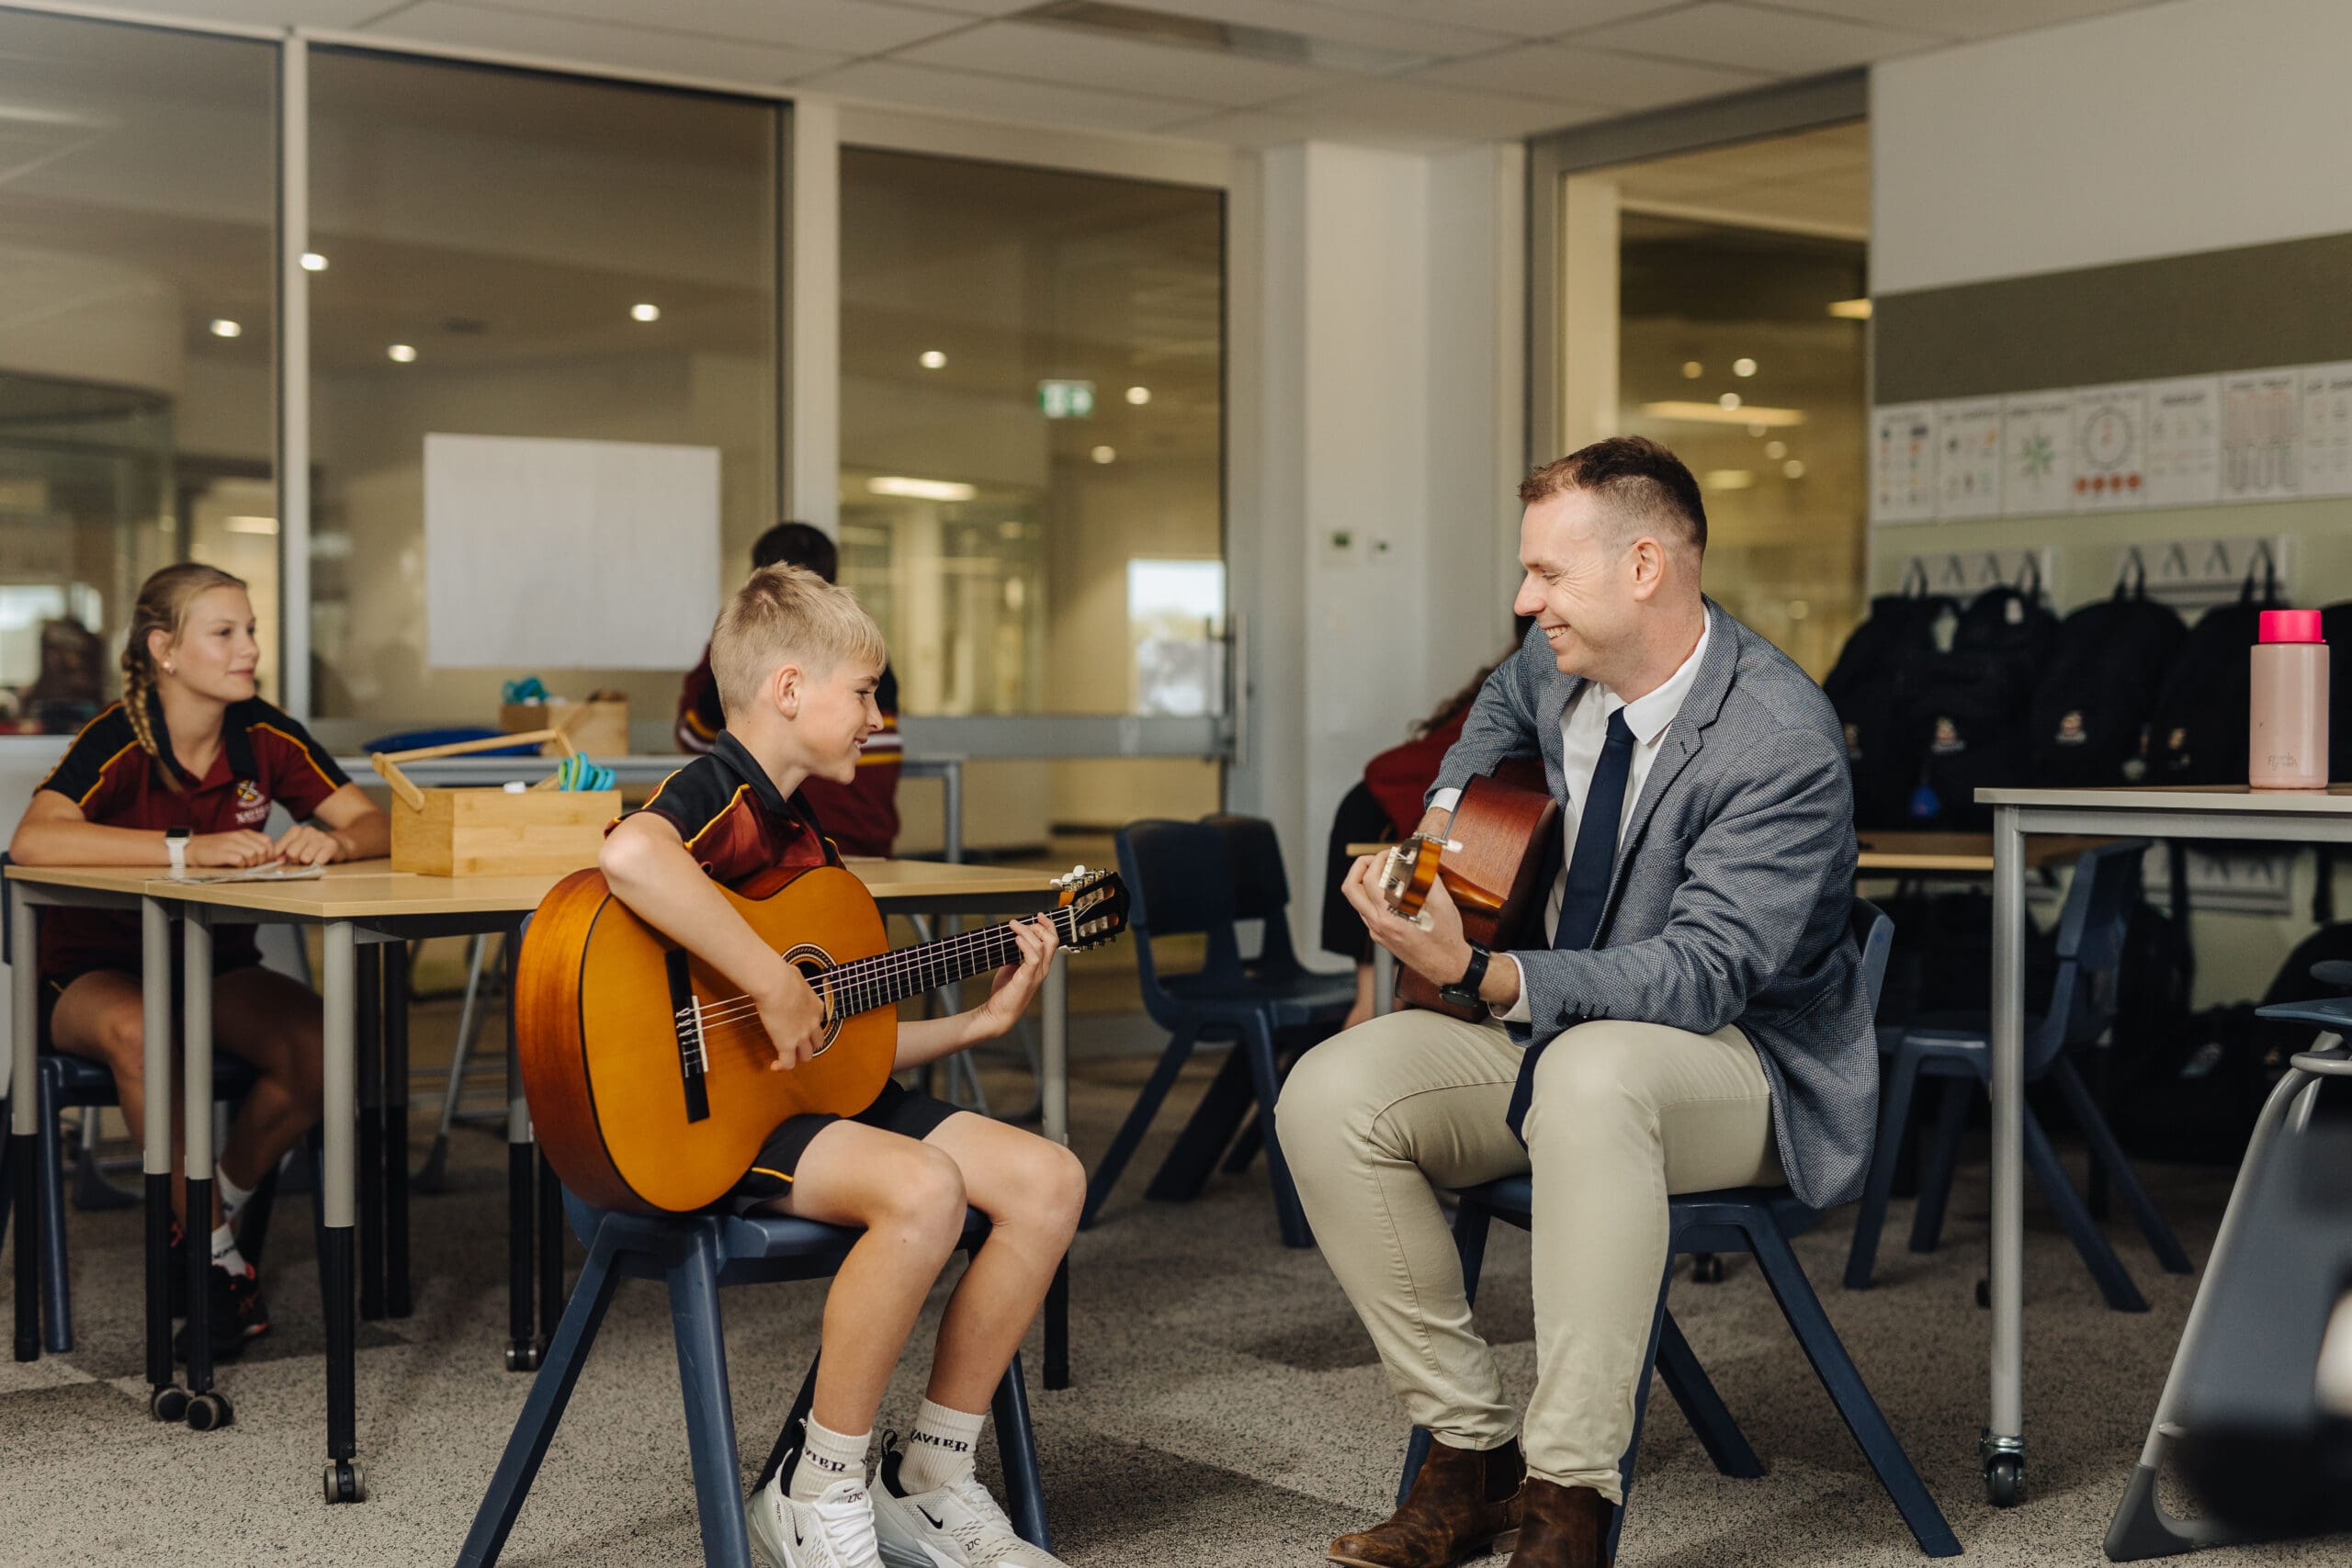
(1824, 560, 1955, 829)
(2143, 547, 2284, 785)
(2027, 553, 2189, 788)
(1906, 557, 2058, 828)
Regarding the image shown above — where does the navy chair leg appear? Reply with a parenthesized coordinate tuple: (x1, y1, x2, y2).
(1080, 1022, 1198, 1228)
(1145, 1039, 1251, 1203)
(1222, 1114, 1263, 1175)
(1842, 1046, 1920, 1291)
(1745, 1219, 1961, 1557)
(37, 1063, 72, 1353)
(2047, 1056, 2190, 1274)
(1653, 1310, 1763, 1480)
(991, 1351, 1052, 1552)
(667, 1230, 754, 1568)
(458, 1235, 625, 1567)
(1237, 1016, 1311, 1248)
(1906, 1077, 1973, 1255)
(2016, 1093, 2146, 1312)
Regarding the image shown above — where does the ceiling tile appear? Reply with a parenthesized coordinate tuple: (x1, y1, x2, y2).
(894, 19, 1340, 107)
(1134, 0, 1517, 58)
(52, 0, 392, 24)
(884, 0, 1037, 12)
(1410, 42, 1770, 110)
(1314, 0, 1684, 39)
(1770, 0, 2152, 39)
(447, 0, 972, 56)
(1565, 2, 1950, 74)
(799, 58, 1206, 134)
(1256, 77, 1617, 145)
(368, 2, 846, 82)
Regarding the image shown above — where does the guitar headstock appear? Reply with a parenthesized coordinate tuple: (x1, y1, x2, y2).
(1051, 864, 1130, 952)
(1377, 836, 1444, 927)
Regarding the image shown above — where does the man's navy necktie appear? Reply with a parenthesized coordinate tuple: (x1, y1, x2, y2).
(1505, 705, 1635, 1142)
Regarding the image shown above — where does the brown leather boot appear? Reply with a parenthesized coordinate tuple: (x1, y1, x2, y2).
(1328, 1437, 1525, 1568)
(1504, 1478, 1613, 1568)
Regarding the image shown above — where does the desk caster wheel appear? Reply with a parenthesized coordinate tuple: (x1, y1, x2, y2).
(324, 1460, 367, 1505)
(1984, 1452, 2023, 1507)
(150, 1385, 188, 1423)
(185, 1391, 232, 1432)
(505, 1342, 541, 1372)
(1690, 1253, 1726, 1285)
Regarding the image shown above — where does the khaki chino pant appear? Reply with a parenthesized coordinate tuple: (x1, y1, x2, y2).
(1277, 1010, 1779, 1500)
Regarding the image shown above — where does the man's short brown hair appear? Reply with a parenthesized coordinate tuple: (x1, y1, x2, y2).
(1520, 435, 1707, 553)
(709, 564, 887, 719)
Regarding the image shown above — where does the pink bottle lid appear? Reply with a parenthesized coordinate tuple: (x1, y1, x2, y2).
(2259, 609, 2324, 643)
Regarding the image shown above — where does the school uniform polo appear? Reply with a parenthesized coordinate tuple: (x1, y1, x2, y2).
(616, 730, 959, 1209)
(32, 694, 350, 1021)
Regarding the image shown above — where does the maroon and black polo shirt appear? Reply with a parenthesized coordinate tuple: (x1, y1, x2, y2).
(619, 730, 842, 890)
(34, 694, 349, 986)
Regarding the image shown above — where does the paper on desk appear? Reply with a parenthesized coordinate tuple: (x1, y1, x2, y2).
(157, 863, 329, 885)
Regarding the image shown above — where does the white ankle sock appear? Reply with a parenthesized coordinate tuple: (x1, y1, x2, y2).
(789, 1416, 871, 1503)
(898, 1398, 987, 1495)
(209, 1224, 250, 1278)
(216, 1165, 254, 1225)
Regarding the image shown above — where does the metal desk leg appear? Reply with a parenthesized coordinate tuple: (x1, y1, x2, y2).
(537, 1145, 563, 1352)
(181, 916, 228, 1429)
(357, 946, 385, 1323)
(1984, 806, 2026, 1505)
(321, 921, 366, 1503)
(1374, 948, 1396, 1016)
(504, 930, 537, 1372)
(141, 900, 183, 1417)
(1043, 951, 1069, 1391)
(2105, 1041, 2351, 1561)
(10, 882, 39, 1363)
(384, 943, 411, 1319)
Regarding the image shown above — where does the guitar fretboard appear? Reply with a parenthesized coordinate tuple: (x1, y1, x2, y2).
(810, 904, 1077, 1020)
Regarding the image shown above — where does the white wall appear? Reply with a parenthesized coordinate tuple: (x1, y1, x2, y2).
(1874, 0, 2352, 295)
(1229, 141, 1526, 960)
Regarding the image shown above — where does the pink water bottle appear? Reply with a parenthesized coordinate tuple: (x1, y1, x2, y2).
(2249, 609, 2329, 790)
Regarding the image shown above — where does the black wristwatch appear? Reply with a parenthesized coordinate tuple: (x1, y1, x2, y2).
(1440, 942, 1491, 1010)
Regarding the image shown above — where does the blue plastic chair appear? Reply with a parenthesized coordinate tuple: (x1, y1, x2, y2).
(458, 1190, 1050, 1568)
(1080, 817, 1351, 1247)
(1398, 900, 1961, 1560)
(1843, 840, 2189, 1311)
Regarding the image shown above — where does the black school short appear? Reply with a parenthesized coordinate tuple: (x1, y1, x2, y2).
(36, 956, 266, 1051)
(729, 1080, 965, 1213)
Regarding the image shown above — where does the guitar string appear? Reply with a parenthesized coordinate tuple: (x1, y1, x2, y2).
(673, 906, 1097, 1069)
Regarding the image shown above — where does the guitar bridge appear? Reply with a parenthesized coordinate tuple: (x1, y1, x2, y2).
(665, 947, 711, 1124)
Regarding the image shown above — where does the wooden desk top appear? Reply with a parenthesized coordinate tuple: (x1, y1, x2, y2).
(1855, 831, 2110, 874)
(5, 857, 1061, 919)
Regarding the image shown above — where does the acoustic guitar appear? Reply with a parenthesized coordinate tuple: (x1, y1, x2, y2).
(1376, 771, 1559, 1021)
(519, 863, 1128, 1213)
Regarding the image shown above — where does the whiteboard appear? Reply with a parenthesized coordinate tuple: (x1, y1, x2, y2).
(424, 434, 721, 671)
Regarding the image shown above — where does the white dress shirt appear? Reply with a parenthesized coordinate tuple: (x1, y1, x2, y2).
(1428, 615, 1711, 1021)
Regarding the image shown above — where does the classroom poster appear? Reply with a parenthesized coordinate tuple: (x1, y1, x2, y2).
(2001, 391, 2075, 516)
(2072, 384, 2147, 510)
(2221, 369, 2301, 500)
(1871, 403, 1938, 524)
(2299, 360, 2352, 497)
(2141, 376, 2221, 508)
(1935, 398, 2003, 519)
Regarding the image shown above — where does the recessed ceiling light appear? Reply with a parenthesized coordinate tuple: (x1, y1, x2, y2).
(920, 350, 946, 369)
(388, 344, 417, 363)
(1125, 385, 1150, 405)
(1718, 392, 1742, 411)
(224, 514, 277, 536)
(1090, 446, 1116, 465)
(630, 302, 661, 323)
(1638, 400, 1805, 428)
(1681, 360, 1703, 379)
(1783, 458, 1807, 479)
(1765, 440, 1788, 459)
(209, 319, 242, 338)
(1747, 422, 1768, 437)
(1733, 357, 1758, 378)
(300, 252, 328, 272)
(868, 476, 976, 502)
(1828, 298, 1871, 320)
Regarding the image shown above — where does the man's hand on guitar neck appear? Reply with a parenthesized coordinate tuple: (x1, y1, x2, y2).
(1341, 853, 1523, 1013)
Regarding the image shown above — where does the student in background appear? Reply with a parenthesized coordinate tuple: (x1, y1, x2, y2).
(680, 522, 902, 856)
(9, 563, 390, 1362)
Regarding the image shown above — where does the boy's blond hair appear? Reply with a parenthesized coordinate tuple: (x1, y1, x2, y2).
(709, 564, 887, 720)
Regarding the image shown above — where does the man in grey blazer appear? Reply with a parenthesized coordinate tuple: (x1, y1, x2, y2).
(1279, 436, 1871, 1568)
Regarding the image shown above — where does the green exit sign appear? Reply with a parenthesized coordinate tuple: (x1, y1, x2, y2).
(1037, 379, 1096, 419)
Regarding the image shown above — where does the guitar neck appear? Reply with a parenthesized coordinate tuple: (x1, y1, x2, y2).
(814, 905, 1070, 1018)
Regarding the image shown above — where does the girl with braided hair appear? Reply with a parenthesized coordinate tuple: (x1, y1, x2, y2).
(11, 562, 390, 1362)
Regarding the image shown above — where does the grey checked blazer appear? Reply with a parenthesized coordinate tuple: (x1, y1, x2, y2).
(1429, 600, 1875, 1210)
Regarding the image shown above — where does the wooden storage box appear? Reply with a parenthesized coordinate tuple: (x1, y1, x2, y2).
(375, 728, 620, 877)
(499, 696, 629, 758)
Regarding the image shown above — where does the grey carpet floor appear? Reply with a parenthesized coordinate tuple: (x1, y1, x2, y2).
(2, 1029, 2345, 1568)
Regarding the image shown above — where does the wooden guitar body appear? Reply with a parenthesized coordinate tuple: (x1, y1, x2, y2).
(1385, 771, 1559, 1021)
(519, 863, 896, 1213)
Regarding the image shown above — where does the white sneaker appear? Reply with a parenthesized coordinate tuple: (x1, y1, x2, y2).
(746, 1469, 884, 1568)
(870, 1438, 1069, 1568)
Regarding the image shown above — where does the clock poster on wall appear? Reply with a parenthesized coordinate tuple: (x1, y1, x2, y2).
(2072, 384, 2146, 510)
